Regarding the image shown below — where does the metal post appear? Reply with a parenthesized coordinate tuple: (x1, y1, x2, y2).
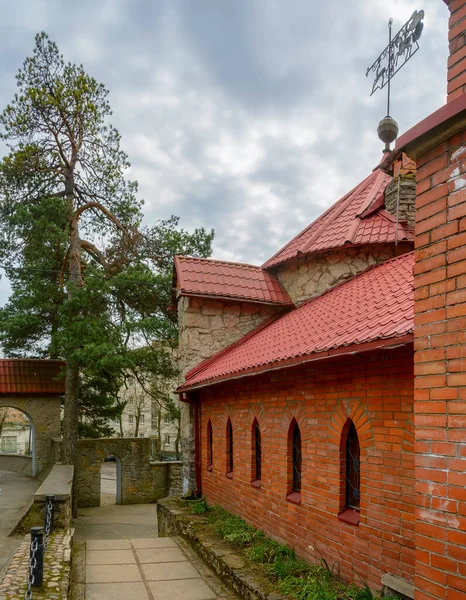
(30, 526, 44, 588)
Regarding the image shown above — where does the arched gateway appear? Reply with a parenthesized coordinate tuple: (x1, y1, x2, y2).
(0, 359, 64, 476)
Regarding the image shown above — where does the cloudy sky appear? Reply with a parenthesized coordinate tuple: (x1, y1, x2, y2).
(0, 0, 450, 306)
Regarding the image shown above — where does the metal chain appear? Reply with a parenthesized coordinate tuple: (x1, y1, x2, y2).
(24, 537, 38, 600)
(43, 498, 53, 551)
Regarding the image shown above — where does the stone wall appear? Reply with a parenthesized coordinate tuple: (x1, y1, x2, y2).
(384, 175, 416, 226)
(13, 465, 74, 535)
(177, 295, 284, 495)
(177, 296, 282, 376)
(52, 438, 182, 507)
(275, 244, 411, 305)
(0, 395, 61, 476)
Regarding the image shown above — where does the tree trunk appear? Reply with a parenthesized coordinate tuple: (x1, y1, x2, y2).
(61, 186, 82, 470)
(61, 358, 80, 464)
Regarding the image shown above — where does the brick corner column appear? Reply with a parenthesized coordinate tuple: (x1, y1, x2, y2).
(414, 130, 466, 599)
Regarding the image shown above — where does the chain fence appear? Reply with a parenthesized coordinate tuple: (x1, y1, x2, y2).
(24, 496, 54, 600)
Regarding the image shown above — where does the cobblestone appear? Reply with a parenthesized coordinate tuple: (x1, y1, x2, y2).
(0, 530, 73, 600)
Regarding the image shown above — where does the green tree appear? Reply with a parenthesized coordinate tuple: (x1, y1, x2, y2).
(0, 33, 213, 463)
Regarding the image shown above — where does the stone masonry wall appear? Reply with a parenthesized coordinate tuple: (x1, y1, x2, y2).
(51, 437, 182, 507)
(177, 296, 282, 376)
(0, 394, 61, 476)
(275, 244, 411, 305)
(384, 175, 417, 227)
(177, 295, 284, 495)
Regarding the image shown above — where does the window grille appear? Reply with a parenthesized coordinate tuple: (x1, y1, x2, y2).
(346, 422, 360, 510)
(292, 422, 302, 493)
(226, 419, 233, 473)
(207, 420, 213, 466)
(254, 421, 261, 481)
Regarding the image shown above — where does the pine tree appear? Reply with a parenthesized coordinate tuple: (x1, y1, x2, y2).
(0, 33, 213, 462)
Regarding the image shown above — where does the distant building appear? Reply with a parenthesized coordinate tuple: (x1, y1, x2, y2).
(0, 407, 31, 455)
(110, 376, 180, 458)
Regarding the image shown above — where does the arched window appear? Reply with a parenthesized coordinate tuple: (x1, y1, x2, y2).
(346, 422, 360, 510)
(207, 420, 213, 468)
(252, 419, 261, 482)
(226, 418, 233, 474)
(292, 421, 302, 493)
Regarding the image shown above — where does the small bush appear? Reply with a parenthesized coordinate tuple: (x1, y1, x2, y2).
(189, 498, 210, 515)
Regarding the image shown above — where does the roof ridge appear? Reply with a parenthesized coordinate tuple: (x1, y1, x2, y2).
(176, 255, 262, 270)
(262, 168, 392, 269)
(262, 172, 380, 268)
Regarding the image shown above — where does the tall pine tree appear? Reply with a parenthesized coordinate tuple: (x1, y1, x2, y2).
(0, 33, 213, 462)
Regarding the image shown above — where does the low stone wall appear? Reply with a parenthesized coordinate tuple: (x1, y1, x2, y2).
(52, 437, 182, 507)
(13, 464, 73, 536)
(0, 529, 73, 600)
(157, 496, 282, 600)
(0, 454, 32, 475)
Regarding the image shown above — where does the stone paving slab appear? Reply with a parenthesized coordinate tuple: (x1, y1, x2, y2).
(85, 563, 142, 583)
(149, 578, 217, 600)
(141, 560, 201, 581)
(86, 581, 150, 600)
(72, 503, 237, 600)
(86, 548, 136, 564)
(86, 539, 131, 550)
(131, 537, 178, 549)
(136, 547, 186, 563)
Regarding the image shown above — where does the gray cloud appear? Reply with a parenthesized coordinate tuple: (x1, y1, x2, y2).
(0, 0, 450, 307)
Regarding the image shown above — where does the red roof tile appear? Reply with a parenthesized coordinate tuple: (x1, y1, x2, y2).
(174, 256, 293, 305)
(0, 359, 65, 395)
(263, 169, 414, 269)
(179, 252, 414, 391)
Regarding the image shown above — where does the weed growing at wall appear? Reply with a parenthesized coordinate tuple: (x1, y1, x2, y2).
(187, 500, 398, 600)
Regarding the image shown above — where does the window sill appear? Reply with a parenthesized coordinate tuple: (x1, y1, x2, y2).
(338, 508, 360, 526)
(225, 471, 234, 479)
(286, 492, 301, 505)
(206, 465, 213, 472)
(250, 479, 261, 489)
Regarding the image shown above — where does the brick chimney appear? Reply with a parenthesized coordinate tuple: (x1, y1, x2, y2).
(383, 153, 416, 226)
(446, 0, 466, 101)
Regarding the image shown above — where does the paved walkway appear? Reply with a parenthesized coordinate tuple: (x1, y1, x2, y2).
(71, 505, 236, 600)
(0, 470, 40, 579)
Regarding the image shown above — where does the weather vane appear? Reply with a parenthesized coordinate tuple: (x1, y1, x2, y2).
(366, 10, 425, 151)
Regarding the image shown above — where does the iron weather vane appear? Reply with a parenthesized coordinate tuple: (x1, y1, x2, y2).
(366, 10, 425, 116)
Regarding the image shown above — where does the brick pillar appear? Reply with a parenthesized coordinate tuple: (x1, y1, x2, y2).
(414, 132, 466, 598)
(446, 0, 466, 101)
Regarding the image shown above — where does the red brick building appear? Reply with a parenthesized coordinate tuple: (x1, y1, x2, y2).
(174, 2, 466, 597)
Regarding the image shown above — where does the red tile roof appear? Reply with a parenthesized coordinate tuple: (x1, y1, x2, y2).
(263, 169, 414, 269)
(0, 359, 65, 395)
(174, 256, 293, 306)
(179, 252, 414, 391)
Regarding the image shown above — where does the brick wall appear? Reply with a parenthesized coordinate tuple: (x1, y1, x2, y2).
(414, 129, 466, 598)
(447, 0, 466, 101)
(198, 347, 415, 590)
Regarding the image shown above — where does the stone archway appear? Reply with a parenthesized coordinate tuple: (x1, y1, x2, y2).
(0, 396, 61, 476)
(0, 360, 64, 476)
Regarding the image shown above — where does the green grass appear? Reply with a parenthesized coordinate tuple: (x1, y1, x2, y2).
(188, 500, 400, 600)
